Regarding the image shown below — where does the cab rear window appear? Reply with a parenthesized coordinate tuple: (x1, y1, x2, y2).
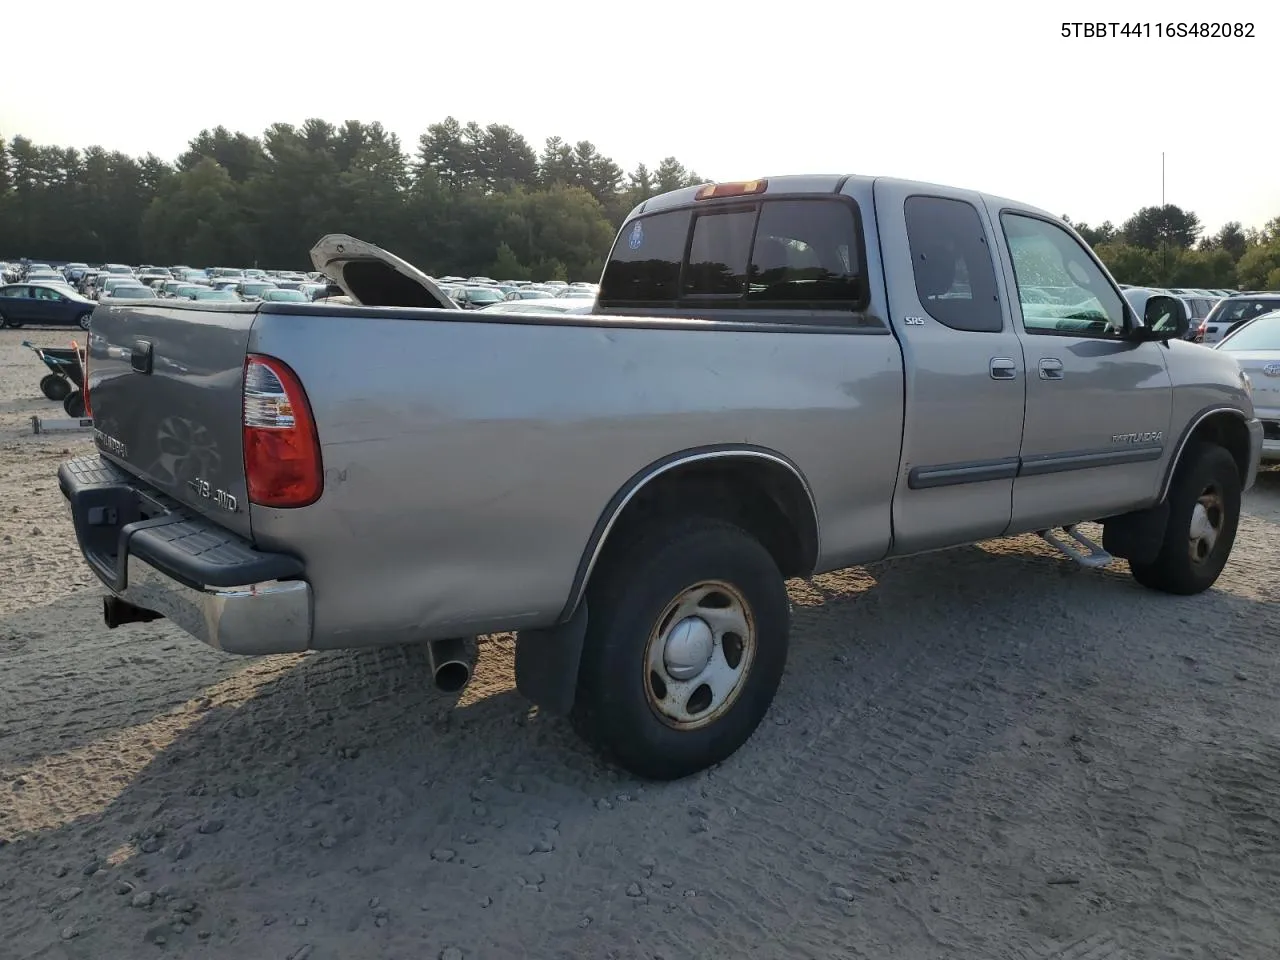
(599, 209, 691, 303)
(599, 197, 866, 311)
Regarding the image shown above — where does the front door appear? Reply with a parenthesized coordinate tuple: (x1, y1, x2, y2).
(991, 208, 1173, 532)
(874, 181, 1027, 556)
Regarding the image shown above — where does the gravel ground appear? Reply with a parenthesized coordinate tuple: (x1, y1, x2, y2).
(2, 325, 1279, 960)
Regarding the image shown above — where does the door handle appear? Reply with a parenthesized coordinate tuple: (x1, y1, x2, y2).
(989, 357, 1017, 380)
(1039, 358, 1064, 380)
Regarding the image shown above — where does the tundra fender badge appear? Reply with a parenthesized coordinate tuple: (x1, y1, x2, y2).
(1111, 431, 1163, 444)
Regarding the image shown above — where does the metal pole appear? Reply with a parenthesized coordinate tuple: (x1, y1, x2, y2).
(1161, 152, 1167, 282)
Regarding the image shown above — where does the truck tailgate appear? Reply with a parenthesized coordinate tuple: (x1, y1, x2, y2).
(87, 301, 256, 539)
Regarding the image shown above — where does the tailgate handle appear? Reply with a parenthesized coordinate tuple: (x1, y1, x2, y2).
(131, 340, 153, 375)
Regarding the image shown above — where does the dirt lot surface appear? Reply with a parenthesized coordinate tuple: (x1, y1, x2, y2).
(2, 325, 1279, 960)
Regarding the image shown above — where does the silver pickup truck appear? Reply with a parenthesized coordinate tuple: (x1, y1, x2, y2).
(59, 177, 1264, 780)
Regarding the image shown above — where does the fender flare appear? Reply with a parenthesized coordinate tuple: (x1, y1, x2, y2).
(556, 443, 820, 624)
(515, 444, 819, 717)
(1157, 404, 1252, 503)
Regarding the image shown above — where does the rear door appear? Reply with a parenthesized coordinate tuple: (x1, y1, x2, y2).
(874, 180, 1027, 556)
(992, 209, 1173, 531)
(87, 301, 257, 538)
(1, 285, 37, 323)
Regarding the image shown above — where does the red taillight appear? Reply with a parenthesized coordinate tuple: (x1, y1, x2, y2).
(694, 179, 768, 200)
(242, 354, 322, 508)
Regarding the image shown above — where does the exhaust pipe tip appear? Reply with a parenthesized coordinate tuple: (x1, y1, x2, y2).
(427, 636, 474, 693)
(433, 660, 472, 693)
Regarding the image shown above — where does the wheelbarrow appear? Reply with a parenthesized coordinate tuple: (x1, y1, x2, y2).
(23, 340, 89, 417)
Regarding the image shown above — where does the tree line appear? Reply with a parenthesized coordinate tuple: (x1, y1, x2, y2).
(0, 119, 703, 282)
(1065, 207, 1280, 291)
(1, 118, 1278, 289)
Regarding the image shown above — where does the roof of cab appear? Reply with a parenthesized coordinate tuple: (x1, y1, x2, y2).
(629, 174, 1056, 224)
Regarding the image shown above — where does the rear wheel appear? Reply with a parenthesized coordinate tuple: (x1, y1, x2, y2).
(0, 313, 21, 329)
(77, 313, 92, 331)
(40, 374, 71, 401)
(1130, 442, 1240, 595)
(570, 517, 790, 780)
(63, 391, 86, 419)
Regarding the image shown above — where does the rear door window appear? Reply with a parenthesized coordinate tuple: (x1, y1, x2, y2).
(598, 209, 691, 304)
(904, 196, 1002, 332)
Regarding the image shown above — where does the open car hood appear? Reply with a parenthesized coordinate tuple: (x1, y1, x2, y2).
(309, 234, 459, 310)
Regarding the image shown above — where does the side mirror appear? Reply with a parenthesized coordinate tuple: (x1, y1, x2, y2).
(1131, 294, 1189, 342)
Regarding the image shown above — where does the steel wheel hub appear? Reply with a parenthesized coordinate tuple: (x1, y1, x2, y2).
(663, 617, 714, 680)
(643, 580, 756, 731)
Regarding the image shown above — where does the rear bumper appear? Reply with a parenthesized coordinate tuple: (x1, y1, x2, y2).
(58, 455, 312, 656)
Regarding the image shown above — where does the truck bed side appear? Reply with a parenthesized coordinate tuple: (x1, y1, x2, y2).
(247, 304, 906, 648)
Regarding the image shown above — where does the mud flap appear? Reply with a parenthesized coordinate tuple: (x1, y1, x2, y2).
(514, 603, 588, 717)
(1102, 502, 1170, 566)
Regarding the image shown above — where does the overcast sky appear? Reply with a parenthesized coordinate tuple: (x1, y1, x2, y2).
(3, 0, 1276, 235)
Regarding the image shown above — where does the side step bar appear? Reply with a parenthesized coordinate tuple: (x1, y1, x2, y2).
(1039, 525, 1114, 568)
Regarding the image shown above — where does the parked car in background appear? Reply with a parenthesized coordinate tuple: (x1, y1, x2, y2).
(259, 288, 309, 302)
(478, 297, 596, 315)
(235, 280, 279, 301)
(0, 282, 97, 329)
(1197, 293, 1280, 344)
(447, 285, 507, 309)
(1214, 310, 1280, 462)
(99, 284, 157, 301)
(190, 288, 241, 302)
(99, 276, 147, 299)
(164, 284, 208, 300)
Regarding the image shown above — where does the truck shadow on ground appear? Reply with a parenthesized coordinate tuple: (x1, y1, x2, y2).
(3, 533, 1277, 957)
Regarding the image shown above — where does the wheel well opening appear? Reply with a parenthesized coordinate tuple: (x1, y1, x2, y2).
(602, 458, 820, 581)
(1186, 413, 1252, 483)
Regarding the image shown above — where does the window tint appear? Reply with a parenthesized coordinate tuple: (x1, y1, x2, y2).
(903, 196, 1001, 332)
(747, 200, 863, 305)
(600, 198, 866, 312)
(684, 208, 753, 296)
(598, 209, 691, 304)
(1001, 213, 1126, 338)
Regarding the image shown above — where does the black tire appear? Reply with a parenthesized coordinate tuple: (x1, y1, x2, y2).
(63, 391, 86, 419)
(571, 517, 790, 780)
(0, 313, 21, 329)
(40, 374, 72, 401)
(77, 313, 92, 331)
(1130, 442, 1240, 595)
